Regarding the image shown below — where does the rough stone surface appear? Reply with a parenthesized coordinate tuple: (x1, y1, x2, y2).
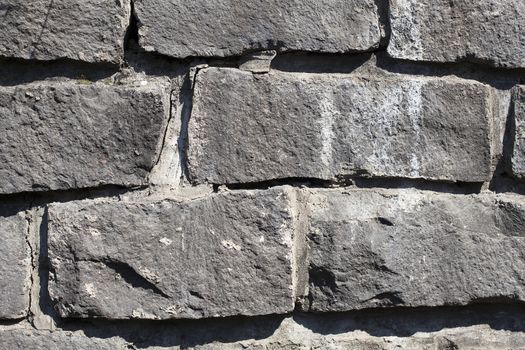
(2, 319, 525, 350)
(306, 189, 525, 312)
(48, 187, 296, 319)
(2, 0, 525, 345)
(244, 317, 525, 350)
(0, 80, 170, 194)
(512, 86, 525, 179)
(0, 214, 30, 319)
(189, 68, 492, 184)
(134, 0, 382, 58)
(388, 0, 525, 68)
(0, 0, 130, 64)
(0, 330, 126, 350)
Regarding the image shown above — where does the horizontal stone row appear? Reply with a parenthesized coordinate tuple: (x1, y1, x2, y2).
(2, 1, 524, 68)
(41, 187, 525, 320)
(188, 68, 494, 184)
(1, 75, 524, 194)
(1, 319, 525, 349)
(4, 186, 525, 321)
(0, 79, 170, 194)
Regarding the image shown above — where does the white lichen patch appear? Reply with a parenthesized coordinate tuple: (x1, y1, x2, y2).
(159, 237, 172, 246)
(84, 283, 97, 297)
(318, 92, 339, 169)
(221, 240, 242, 251)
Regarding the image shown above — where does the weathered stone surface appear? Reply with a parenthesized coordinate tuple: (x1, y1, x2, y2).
(512, 86, 525, 179)
(0, 213, 30, 319)
(255, 317, 525, 350)
(3, 321, 525, 350)
(48, 187, 296, 319)
(388, 0, 525, 68)
(0, 80, 170, 194)
(189, 68, 492, 184)
(279, 329, 525, 350)
(306, 189, 525, 312)
(157, 320, 525, 349)
(0, 0, 130, 64)
(134, 0, 381, 58)
(0, 330, 126, 350)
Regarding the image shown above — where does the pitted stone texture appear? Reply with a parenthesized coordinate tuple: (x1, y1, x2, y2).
(512, 86, 525, 179)
(134, 0, 381, 58)
(189, 68, 492, 184)
(306, 189, 525, 312)
(0, 213, 30, 319)
(0, 81, 170, 194)
(0, 0, 130, 64)
(48, 187, 295, 319)
(0, 330, 126, 350)
(388, 0, 525, 68)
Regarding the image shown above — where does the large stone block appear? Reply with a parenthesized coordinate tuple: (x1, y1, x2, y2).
(0, 0, 130, 63)
(188, 68, 492, 184)
(48, 187, 296, 319)
(134, 0, 382, 58)
(0, 213, 31, 319)
(511, 86, 525, 179)
(0, 80, 170, 194)
(306, 189, 525, 312)
(388, 0, 525, 68)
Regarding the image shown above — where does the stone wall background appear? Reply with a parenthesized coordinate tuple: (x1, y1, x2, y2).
(1, 0, 525, 349)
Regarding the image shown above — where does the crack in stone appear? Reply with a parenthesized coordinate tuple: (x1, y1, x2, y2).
(98, 260, 171, 299)
(25, 211, 37, 325)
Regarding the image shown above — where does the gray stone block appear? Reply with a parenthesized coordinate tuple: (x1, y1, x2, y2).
(188, 68, 492, 184)
(0, 80, 170, 194)
(306, 189, 525, 312)
(388, 0, 525, 68)
(48, 187, 296, 319)
(0, 330, 126, 350)
(0, 213, 30, 319)
(134, 0, 382, 58)
(512, 86, 525, 179)
(0, 0, 130, 64)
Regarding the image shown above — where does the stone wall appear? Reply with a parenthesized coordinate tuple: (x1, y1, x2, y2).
(1, 0, 525, 349)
